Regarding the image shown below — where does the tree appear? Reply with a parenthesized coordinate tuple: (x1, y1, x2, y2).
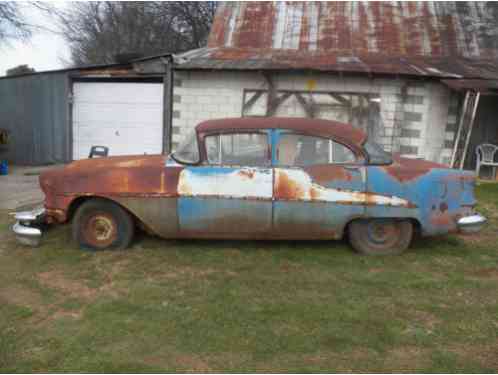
(0, 2, 56, 45)
(6, 64, 36, 76)
(0, 3, 32, 44)
(56, 2, 217, 66)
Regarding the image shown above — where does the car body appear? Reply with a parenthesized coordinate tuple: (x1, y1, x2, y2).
(13, 117, 486, 254)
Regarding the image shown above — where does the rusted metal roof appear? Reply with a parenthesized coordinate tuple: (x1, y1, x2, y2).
(175, 2, 498, 80)
(196, 117, 367, 146)
(208, 2, 498, 59)
(441, 79, 498, 93)
(175, 47, 498, 79)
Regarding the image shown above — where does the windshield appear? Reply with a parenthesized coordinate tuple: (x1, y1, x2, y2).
(172, 128, 200, 164)
(364, 139, 392, 165)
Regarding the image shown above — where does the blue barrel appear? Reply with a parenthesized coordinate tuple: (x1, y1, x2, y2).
(0, 161, 8, 175)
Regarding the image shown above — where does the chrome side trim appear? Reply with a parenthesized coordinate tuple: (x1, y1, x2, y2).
(457, 214, 487, 234)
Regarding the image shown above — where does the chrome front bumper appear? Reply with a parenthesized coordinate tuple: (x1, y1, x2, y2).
(12, 207, 46, 246)
(457, 214, 487, 234)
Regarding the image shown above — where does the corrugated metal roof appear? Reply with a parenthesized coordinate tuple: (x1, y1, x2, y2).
(174, 47, 498, 80)
(208, 2, 498, 59)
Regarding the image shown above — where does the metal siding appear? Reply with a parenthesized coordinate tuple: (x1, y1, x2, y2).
(0, 72, 69, 165)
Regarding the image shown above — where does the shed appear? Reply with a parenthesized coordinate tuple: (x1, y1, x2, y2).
(0, 57, 172, 165)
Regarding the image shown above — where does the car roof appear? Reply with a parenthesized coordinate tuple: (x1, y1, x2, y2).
(195, 117, 367, 146)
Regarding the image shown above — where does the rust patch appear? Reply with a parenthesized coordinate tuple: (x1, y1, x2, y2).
(238, 169, 255, 179)
(274, 170, 306, 200)
(439, 202, 448, 212)
(304, 165, 353, 185)
(383, 155, 444, 182)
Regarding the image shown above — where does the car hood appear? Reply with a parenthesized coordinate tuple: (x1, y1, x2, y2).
(63, 154, 167, 171)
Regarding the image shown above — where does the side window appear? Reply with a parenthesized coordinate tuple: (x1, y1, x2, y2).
(205, 133, 269, 166)
(277, 133, 356, 166)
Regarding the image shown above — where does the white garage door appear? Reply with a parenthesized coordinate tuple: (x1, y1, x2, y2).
(72, 82, 163, 160)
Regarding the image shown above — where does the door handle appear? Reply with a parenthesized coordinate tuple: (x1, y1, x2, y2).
(342, 165, 361, 171)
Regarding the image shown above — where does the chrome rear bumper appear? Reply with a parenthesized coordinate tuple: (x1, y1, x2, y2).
(12, 207, 46, 246)
(457, 214, 487, 234)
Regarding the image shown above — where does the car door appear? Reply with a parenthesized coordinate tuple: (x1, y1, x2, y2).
(177, 130, 273, 238)
(272, 130, 366, 239)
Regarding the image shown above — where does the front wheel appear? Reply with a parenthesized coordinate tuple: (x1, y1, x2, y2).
(73, 199, 134, 251)
(348, 218, 413, 255)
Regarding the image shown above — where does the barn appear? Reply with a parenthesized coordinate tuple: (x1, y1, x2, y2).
(170, 2, 498, 169)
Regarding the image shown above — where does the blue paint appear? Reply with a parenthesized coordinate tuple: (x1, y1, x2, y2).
(273, 201, 363, 238)
(178, 197, 272, 233)
(367, 167, 477, 235)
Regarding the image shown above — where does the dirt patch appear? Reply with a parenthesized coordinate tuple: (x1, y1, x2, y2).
(0, 285, 43, 309)
(412, 310, 441, 330)
(145, 353, 211, 372)
(470, 267, 498, 279)
(38, 271, 98, 300)
(449, 342, 498, 368)
(384, 346, 431, 372)
(148, 266, 236, 282)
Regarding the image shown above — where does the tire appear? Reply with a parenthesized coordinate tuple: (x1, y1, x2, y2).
(73, 198, 134, 251)
(348, 218, 413, 255)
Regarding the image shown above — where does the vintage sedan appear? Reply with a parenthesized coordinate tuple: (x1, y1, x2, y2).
(13, 117, 486, 255)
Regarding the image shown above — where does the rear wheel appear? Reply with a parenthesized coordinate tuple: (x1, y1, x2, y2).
(348, 218, 413, 255)
(73, 199, 134, 251)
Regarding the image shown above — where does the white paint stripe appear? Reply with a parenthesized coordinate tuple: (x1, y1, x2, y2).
(178, 168, 273, 199)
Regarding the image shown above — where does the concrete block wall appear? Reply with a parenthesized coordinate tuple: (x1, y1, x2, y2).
(172, 70, 452, 163)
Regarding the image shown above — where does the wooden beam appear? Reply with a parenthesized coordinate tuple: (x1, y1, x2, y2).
(242, 90, 263, 115)
(329, 93, 351, 106)
(295, 93, 316, 118)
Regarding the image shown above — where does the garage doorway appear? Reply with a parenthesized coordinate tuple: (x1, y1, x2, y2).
(72, 81, 164, 160)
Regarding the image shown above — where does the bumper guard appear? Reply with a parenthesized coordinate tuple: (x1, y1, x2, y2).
(12, 207, 46, 246)
(457, 214, 487, 234)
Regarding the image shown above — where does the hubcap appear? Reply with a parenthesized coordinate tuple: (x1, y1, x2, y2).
(366, 219, 400, 249)
(83, 212, 117, 248)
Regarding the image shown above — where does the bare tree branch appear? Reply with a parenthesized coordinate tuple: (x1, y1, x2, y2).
(54, 2, 217, 66)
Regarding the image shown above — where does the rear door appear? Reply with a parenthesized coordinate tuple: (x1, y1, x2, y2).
(177, 131, 273, 237)
(272, 130, 366, 239)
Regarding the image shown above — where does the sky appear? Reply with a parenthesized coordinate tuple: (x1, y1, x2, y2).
(0, 2, 71, 76)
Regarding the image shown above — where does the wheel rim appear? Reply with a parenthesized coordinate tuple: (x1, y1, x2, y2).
(365, 219, 400, 250)
(82, 211, 118, 248)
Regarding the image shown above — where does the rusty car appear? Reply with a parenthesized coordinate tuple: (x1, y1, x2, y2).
(13, 117, 486, 255)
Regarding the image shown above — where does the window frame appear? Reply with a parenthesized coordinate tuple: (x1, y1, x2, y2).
(170, 128, 202, 166)
(201, 129, 272, 167)
(273, 130, 363, 168)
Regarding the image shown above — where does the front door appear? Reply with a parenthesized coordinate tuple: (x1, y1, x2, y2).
(271, 130, 366, 239)
(177, 131, 273, 238)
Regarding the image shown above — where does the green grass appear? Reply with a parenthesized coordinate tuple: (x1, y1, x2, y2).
(0, 184, 497, 373)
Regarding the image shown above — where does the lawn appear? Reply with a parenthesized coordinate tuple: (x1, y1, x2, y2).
(0, 184, 497, 373)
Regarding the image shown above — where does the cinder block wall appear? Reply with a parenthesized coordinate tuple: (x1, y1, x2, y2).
(172, 70, 452, 163)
